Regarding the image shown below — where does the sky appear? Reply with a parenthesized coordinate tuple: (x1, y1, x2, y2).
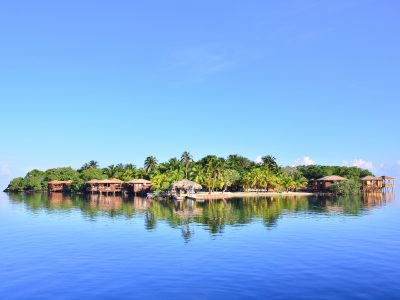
(0, 0, 399, 188)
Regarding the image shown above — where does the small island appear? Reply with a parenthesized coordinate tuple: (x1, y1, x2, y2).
(4, 153, 395, 199)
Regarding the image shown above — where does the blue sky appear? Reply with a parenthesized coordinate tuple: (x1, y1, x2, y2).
(1, 0, 399, 187)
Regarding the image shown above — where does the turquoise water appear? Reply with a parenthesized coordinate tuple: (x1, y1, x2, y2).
(0, 192, 399, 299)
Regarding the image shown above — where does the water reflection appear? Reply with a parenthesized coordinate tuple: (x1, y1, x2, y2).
(6, 192, 395, 239)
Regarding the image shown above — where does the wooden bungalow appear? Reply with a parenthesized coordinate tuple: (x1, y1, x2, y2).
(310, 175, 347, 192)
(360, 176, 383, 191)
(48, 180, 73, 193)
(85, 178, 123, 195)
(361, 176, 395, 191)
(381, 176, 395, 190)
(126, 179, 152, 195)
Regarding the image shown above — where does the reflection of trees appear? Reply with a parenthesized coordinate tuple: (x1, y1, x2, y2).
(7, 193, 151, 219)
(6, 192, 394, 239)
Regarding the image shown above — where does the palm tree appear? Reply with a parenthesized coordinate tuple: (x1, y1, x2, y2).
(180, 151, 193, 179)
(261, 155, 280, 174)
(189, 165, 204, 183)
(167, 158, 182, 172)
(88, 160, 99, 169)
(79, 160, 99, 171)
(105, 164, 117, 178)
(125, 164, 136, 171)
(144, 156, 158, 174)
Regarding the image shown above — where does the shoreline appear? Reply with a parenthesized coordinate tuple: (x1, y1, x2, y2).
(186, 191, 315, 200)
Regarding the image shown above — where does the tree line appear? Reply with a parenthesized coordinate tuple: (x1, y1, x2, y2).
(4, 153, 373, 193)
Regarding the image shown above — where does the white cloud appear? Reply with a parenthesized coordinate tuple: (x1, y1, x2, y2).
(293, 156, 315, 166)
(344, 159, 374, 171)
(0, 163, 12, 179)
(255, 156, 263, 164)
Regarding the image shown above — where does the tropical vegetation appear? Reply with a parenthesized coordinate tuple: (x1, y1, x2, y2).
(4, 152, 373, 193)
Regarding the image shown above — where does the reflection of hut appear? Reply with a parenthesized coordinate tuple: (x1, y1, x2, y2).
(311, 176, 347, 192)
(126, 179, 152, 195)
(88, 194, 123, 211)
(48, 180, 73, 193)
(170, 179, 202, 199)
(85, 178, 123, 195)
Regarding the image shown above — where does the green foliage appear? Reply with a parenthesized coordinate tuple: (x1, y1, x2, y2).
(297, 165, 373, 180)
(79, 160, 99, 171)
(144, 156, 158, 174)
(5, 154, 372, 195)
(243, 167, 277, 191)
(7, 177, 25, 192)
(79, 168, 107, 181)
(329, 180, 361, 195)
(260, 155, 281, 174)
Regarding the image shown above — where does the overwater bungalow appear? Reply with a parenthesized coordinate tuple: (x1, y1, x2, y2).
(48, 180, 73, 193)
(360, 176, 395, 191)
(309, 175, 347, 192)
(85, 178, 123, 195)
(126, 179, 152, 195)
(170, 179, 202, 199)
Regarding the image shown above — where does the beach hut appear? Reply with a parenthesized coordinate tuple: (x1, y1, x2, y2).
(360, 176, 395, 191)
(48, 180, 73, 193)
(360, 176, 383, 191)
(170, 179, 202, 198)
(381, 176, 395, 191)
(126, 179, 152, 195)
(86, 178, 124, 194)
(314, 175, 347, 192)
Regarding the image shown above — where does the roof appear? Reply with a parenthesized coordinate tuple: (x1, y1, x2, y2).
(381, 176, 395, 180)
(317, 175, 347, 181)
(360, 176, 382, 181)
(102, 178, 124, 184)
(48, 180, 73, 184)
(170, 179, 202, 190)
(86, 178, 123, 184)
(86, 179, 100, 184)
(127, 179, 151, 184)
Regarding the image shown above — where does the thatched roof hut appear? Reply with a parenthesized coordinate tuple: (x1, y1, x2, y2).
(100, 178, 124, 184)
(317, 175, 347, 181)
(86, 178, 123, 185)
(87, 179, 101, 184)
(48, 180, 73, 192)
(85, 178, 124, 194)
(170, 179, 202, 191)
(127, 179, 151, 185)
(48, 180, 73, 185)
(126, 178, 152, 195)
(360, 176, 381, 181)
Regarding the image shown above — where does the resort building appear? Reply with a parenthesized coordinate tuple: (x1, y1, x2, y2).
(170, 179, 202, 199)
(125, 179, 152, 195)
(85, 178, 123, 195)
(309, 175, 347, 192)
(48, 180, 73, 193)
(360, 176, 395, 192)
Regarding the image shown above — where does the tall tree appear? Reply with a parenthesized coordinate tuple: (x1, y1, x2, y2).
(79, 160, 99, 171)
(261, 155, 280, 174)
(144, 156, 158, 174)
(180, 151, 193, 179)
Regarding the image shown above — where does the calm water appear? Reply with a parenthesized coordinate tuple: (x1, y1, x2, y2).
(0, 191, 399, 300)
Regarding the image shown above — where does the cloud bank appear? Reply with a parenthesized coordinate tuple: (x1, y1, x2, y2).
(343, 159, 374, 171)
(293, 156, 315, 166)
